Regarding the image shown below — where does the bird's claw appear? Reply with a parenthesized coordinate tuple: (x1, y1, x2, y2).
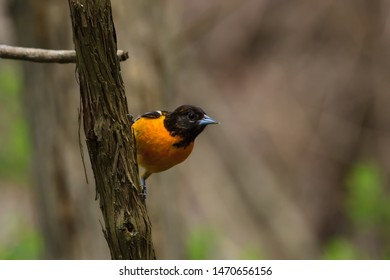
(140, 186, 147, 200)
(140, 178, 147, 199)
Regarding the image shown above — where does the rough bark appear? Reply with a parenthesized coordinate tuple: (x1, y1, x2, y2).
(68, 0, 156, 259)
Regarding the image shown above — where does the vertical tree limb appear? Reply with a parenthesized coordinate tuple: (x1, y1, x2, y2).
(68, 0, 156, 259)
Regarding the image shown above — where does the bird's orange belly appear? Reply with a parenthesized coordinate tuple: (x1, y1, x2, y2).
(132, 116, 194, 173)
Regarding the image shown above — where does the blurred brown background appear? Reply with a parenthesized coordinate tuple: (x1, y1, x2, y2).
(1, 0, 390, 259)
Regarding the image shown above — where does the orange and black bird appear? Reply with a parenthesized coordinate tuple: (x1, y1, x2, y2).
(132, 105, 218, 198)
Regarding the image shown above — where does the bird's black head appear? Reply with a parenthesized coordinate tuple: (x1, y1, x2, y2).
(164, 105, 218, 148)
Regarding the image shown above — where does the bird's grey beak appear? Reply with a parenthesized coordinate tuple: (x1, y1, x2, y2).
(199, 114, 219, 126)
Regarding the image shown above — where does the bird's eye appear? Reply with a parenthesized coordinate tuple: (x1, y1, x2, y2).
(187, 112, 196, 121)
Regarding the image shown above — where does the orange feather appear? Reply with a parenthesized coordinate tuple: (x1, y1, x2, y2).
(132, 115, 194, 174)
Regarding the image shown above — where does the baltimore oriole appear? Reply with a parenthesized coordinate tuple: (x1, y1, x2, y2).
(132, 105, 218, 198)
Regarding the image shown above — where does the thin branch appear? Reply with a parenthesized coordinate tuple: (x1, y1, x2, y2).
(0, 44, 129, 63)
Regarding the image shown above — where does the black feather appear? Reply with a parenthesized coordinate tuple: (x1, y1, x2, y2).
(164, 105, 208, 148)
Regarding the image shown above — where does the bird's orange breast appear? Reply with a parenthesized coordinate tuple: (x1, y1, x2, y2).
(132, 115, 194, 173)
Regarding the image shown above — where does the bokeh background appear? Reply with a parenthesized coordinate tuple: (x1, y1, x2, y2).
(1, 0, 390, 259)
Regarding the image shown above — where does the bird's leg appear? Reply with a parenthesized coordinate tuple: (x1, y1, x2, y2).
(141, 177, 147, 199)
(140, 171, 152, 199)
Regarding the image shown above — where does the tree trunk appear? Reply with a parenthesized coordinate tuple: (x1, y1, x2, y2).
(68, 0, 156, 259)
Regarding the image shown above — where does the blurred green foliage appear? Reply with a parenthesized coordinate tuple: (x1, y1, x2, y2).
(322, 237, 359, 260)
(0, 219, 43, 260)
(346, 162, 390, 228)
(0, 62, 30, 183)
(323, 161, 390, 259)
(186, 227, 263, 259)
(0, 62, 41, 259)
(186, 228, 217, 260)
(239, 245, 264, 260)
